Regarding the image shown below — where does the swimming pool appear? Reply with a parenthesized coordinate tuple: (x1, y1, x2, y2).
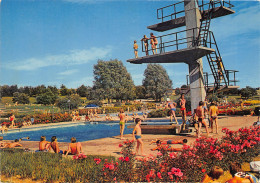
(2, 119, 181, 142)
(2, 122, 133, 142)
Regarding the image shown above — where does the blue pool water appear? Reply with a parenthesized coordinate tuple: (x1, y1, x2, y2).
(2, 119, 180, 142)
(2, 122, 133, 142)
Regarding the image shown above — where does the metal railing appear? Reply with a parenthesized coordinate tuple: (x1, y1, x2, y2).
(141, 27, 200, 55)
(157, 1, 185, 22)
(157, 0, 234, 23)
(187, 71, 239, 92)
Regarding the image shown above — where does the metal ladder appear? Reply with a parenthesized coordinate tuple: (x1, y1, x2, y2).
(197, 0, 229, 90)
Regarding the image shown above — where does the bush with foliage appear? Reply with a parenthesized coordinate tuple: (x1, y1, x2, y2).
(147, 109, 168, 118)
(12, 92, 30, 104)
(36, 89, 58, 105)
(56, 94, 82, 110)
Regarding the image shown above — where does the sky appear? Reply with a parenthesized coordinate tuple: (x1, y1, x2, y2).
(0, 0, 259, 89)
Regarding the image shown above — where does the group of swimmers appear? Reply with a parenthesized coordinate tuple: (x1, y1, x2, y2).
(133, 33, 158, 58)
(36, 136, 82, 156)
(165, 93, 187, 129)
(190, 100, 219, 138)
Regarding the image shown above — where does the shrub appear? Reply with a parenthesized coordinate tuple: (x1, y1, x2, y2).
(147, 109, 168, 118)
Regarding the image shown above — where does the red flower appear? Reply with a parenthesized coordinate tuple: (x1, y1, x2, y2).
(124, 157, 130, 162)
(202, 169, 206, 173)
(94, 158, 101, 164)
(119, 144, 123, 147)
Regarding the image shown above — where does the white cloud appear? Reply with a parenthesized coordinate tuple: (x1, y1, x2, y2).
(4, 47, 112, 71)
(58, 69, 78, 76)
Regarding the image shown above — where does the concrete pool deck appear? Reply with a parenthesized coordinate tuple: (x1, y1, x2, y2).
(2, 115, 258, 157)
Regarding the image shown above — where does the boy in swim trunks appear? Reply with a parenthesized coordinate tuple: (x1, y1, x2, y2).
(209, 102, 219, 134)
(133, 118, 145, 156)
(65, 137, 83, 156)
(141, 35, 149, 56)
(165, 98, 178, 123)
(196, 101, 209, 138)
(37, 136, 51, 152)
(179, 94, 187, 130)
(133, 40, 138, 58)
(150, 33, 158, 54)
(50, 136, 64, 154)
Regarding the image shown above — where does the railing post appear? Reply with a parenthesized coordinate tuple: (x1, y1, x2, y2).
(161, 9, 164, 22)
(174, 4, 176, 19)
(176, 33, 178, 50)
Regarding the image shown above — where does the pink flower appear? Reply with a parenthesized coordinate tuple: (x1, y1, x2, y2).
(119, 144, 123, 147)
(157, 152, 163, 156)
(169, 152, 176, 158)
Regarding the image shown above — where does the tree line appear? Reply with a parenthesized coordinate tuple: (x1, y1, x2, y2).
(0, 60, 173, 105)
(0, 59, 257, 105)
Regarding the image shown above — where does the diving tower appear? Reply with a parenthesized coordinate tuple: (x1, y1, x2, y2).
(127, 0, 239, 112)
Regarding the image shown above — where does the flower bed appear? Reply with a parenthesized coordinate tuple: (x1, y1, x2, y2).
(0, 126, 259, 182)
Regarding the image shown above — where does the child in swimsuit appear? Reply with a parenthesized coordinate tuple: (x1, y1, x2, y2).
(133, 40, 138, 58)
(133, 118, 145, 156)
(179, 94, 187, 130)
(166, 98, 178, 123)
(141, 35, 149, 56)
(119, 109, 126, 140)
(65, 137, 82, 156)
(209, 102, 219, 134)
(50, 136, 64, 154)
(150, 33, 158, 54)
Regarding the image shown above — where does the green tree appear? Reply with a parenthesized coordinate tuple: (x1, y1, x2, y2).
(36, 89, 58, 105)
(240, 86, 257, 99)
(60, 84, 69, 96)
(12, 92, 30, 104)
(143, 64, 173, 101)
(135, 85, 146, 99)
(93, 59, 136, 101)
(56, 94, 82, 110)
(47, 86, 59, 96)
(76, 85, 88, 97)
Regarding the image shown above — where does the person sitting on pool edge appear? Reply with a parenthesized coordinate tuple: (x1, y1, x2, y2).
(36, 136, 51, 152)
(50, 136, 64, 154)
(65, 137, 83, 156)
(150, 139, 188, 152)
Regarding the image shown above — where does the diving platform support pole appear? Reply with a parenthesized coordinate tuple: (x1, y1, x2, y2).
(184, 0, 206, 112)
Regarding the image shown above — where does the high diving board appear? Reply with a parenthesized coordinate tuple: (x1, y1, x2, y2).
(148, 6, 235, 32)
(127, 46, 215, 64)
